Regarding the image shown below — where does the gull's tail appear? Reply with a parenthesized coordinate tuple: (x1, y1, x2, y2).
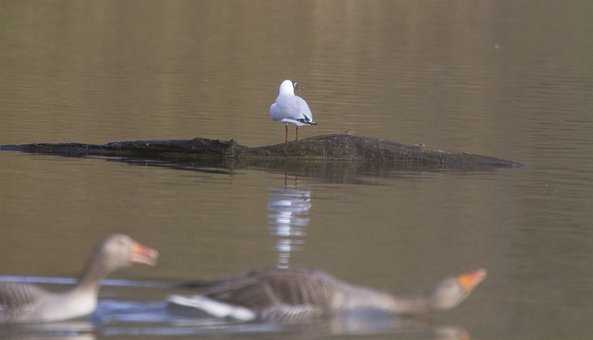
(297, 117, 317, 126)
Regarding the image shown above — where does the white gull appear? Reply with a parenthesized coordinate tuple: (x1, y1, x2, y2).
(269, 80, 317, 143)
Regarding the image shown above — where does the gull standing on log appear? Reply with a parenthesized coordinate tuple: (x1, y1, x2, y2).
(269, 80, 317, 143)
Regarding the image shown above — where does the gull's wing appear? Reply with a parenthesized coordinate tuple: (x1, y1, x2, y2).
(275, 95, 314, 123)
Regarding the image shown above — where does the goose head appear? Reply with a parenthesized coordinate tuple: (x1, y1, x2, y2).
(89, 234, 158, 277)
(430, 268, 486, 310)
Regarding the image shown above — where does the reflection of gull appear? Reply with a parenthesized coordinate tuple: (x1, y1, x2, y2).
(269, 80, 317, 143)
(268, 186, 311, 269)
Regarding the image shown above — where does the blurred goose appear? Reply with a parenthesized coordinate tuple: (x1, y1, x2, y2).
(168, 267, 486, 322)
(0, 234, 158, 323)
(269, 80, 317, 143)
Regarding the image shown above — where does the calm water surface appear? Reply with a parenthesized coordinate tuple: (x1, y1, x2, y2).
(1, 1, 592, 339)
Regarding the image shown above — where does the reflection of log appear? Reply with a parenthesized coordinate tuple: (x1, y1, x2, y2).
(0, 134, 521, 169)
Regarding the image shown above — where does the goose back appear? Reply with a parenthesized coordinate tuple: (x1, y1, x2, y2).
(0, 283, 46, 323)
(193, 269, 342, 313)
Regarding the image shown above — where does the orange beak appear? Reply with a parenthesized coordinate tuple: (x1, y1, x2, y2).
(456, 268, 487, 293)
(130, 242, 159, 266)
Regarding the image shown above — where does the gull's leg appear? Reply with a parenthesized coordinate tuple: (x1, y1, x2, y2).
(296, 126, 299, 141)
(285, 125, 288, 144)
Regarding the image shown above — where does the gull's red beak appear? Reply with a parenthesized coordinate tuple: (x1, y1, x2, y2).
(456, 268, 487, 293)
(130, 242, 159, 266)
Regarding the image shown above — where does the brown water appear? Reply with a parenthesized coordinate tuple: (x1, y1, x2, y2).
(1, 1, 592, 339)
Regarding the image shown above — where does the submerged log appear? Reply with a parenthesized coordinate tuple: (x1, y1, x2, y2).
(0, 134, 521, 169)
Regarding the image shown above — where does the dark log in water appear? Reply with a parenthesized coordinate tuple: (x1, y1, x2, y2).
(0, 134, 522, 169)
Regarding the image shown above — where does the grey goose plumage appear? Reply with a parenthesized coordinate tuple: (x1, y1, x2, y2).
(0, 234, 158, 323)
(168, 267, 486, 322)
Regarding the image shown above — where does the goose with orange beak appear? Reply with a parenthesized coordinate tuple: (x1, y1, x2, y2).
(0, 234, 158, 323)
(168, 268, 487, 322)
(429, 268, 487, 311)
